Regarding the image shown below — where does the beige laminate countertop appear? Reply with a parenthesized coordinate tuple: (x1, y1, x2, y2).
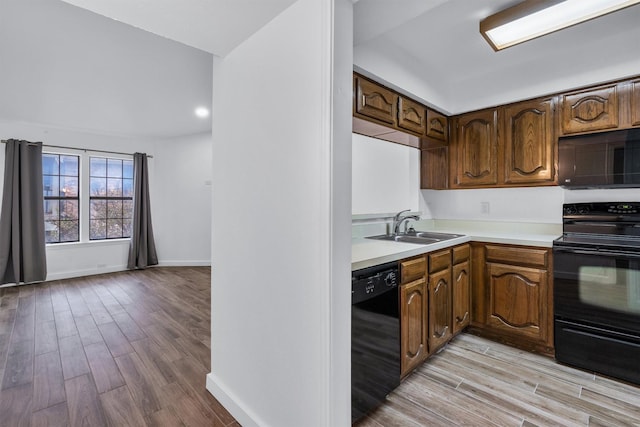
(352, 220, 562, 271)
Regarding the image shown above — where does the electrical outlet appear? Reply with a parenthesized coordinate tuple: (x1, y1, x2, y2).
(481, 202, 490, 214)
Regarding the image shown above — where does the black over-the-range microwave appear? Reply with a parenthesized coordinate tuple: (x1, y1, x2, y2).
(558, 127, 640, 188)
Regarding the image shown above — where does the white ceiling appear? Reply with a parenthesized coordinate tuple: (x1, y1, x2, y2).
(3, 0, 640, 138)
(60, 0, 297, 57)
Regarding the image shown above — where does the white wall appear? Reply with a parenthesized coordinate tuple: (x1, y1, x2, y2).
(207, 0, 352, 425)
(153, 132, 212, 266)
(0, 121, 213, 280)
(352, 134, 419, 214)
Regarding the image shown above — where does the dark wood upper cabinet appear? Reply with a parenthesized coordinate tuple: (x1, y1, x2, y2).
(453, 109, 498, 187)
(398, 96, 426, 135)
(354, 76, 397, 125)
(560, 84, 619, 134)
(632, 80, 640, 127)
(426, 109, 448, 143)
(421, 147, 448, 190)
(502, 98, 555, 184)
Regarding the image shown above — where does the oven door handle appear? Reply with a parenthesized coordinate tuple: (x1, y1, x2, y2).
(554, 245, 640, 259)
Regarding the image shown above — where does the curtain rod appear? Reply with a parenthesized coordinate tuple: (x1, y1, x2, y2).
(1, 140, 153, 158)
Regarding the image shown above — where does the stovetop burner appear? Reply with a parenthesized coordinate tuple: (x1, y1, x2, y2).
(554, 233, 640, 251)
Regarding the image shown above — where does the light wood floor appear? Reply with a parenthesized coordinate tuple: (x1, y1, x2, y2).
(0, 266, 239, 426)
(356, 333, 640, 427)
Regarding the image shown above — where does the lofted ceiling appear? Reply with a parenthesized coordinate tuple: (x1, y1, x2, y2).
(3, 0, 639, 137)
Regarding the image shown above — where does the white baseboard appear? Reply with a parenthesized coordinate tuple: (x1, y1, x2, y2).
(206, 372, 262, 427)
(157, 260, 211, 267)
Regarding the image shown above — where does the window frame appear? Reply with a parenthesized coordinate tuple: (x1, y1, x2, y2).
(42, 152, 81, 244)
(88, 156, 134, 241)
(42, 149, 134, 246)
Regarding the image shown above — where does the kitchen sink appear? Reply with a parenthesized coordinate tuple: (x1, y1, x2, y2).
(366, 231, 464, 245)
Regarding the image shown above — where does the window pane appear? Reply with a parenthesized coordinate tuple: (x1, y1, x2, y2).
(60, 156, 79, 176)
(122, 218, 132, 237)
(90, 157, 107, 177)
(89, 177, 105, 197)
(60, 200, 79, 221)
(59, 220, 79, 242)
(61, 176, 78, 197)
(107, 178, 122, 197)
(123, 160, 133, 179)
(123, 179, 133, 197)
(45, 221, 59, 243)
(43, 175, 59, 198)
(106, 219, 123, 239)
(107, 159, 123, 178)
(90, 219, 106, 240)
(42, 154, 59, 175)
(44, 200, 59, 221)
(90, 200, 107, 220)
(123, 200, 133, 219)
(107, 200, 123, 219)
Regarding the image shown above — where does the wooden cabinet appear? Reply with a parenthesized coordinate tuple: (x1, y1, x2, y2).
(398, 96, 426, 135)
(354, 75, 397, 125)
(426, 109, 448, 143)
(470, 243, 553, 355)
(452, 244, 470, 335)
(632, 80, 640, 127)
(421, 147, 448, 190)
(400, 256, 427, 377)
(428, 267, 451, 352)
(501, 98, 556, 185)
(452, 109, 498, 187)
(560, 84, 619, 135)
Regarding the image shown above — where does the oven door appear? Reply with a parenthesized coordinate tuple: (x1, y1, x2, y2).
(554, 245, 640, 334)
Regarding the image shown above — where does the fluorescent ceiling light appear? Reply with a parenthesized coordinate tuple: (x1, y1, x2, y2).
(480, 0, 640, 51)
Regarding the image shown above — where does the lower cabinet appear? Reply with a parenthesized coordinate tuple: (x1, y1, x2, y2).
(400, 256, 428, 377)
(470, 243, 553, 354)
(399, 244, 470, 378)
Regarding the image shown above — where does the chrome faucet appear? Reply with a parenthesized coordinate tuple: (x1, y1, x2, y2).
(392, 209, 421, 235)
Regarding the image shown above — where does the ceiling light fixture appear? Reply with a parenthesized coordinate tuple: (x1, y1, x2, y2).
(195, 107, 210, 118)
(480, 0, 640, 51)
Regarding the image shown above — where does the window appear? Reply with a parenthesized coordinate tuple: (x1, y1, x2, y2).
(42, 154, 80, 243)
(89, 157, 134, 240)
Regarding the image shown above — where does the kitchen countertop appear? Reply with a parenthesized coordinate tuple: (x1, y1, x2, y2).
(352, 220, 562, 270)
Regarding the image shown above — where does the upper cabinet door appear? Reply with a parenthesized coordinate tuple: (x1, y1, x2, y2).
(502, 98, 555, 184)
(560, 84, 619, 134)
(632, 80, 640, 127)
(454, 109, 498, 186)
(426, 109, 448, 143)
(398, 96, 426, 135)
(354, 76, 397, 125)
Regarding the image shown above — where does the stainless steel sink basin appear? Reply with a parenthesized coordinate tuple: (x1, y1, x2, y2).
(366, 231, 464, 245)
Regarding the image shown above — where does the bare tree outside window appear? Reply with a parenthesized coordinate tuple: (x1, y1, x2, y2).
(42, 153, 79, 243)
(89, 157, 134, 240)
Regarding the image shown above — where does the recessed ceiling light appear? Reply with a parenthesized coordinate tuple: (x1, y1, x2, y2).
(480, 0, 640, 51)
(195, 107, 210, 118)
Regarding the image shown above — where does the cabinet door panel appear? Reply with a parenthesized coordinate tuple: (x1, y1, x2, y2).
(561, 85, 619, 134)
(421, 147, 448, 190)
(429, 267, 452, 352)
(426, 109, 448, 142)
(632, 80, 640, 127)
(503, 98, 555, 184)
(355, 77, 397, 125)
(486, 263, 547, 342)
(398, 97, 426, 135)
(452, 260, 470, 335)
(455, 110, 498, 186)
(401, 278, 428, 377)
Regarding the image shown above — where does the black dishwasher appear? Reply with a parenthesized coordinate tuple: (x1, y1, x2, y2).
(351, 261, 400, 423)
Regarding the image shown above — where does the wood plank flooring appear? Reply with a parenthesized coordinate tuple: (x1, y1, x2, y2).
(356, 333, 640, 427)
(0, 266, 239, 427)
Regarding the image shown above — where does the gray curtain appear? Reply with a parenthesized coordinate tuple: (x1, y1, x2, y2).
(0, 139, 47, 285)
(128, 152, 158, 269)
